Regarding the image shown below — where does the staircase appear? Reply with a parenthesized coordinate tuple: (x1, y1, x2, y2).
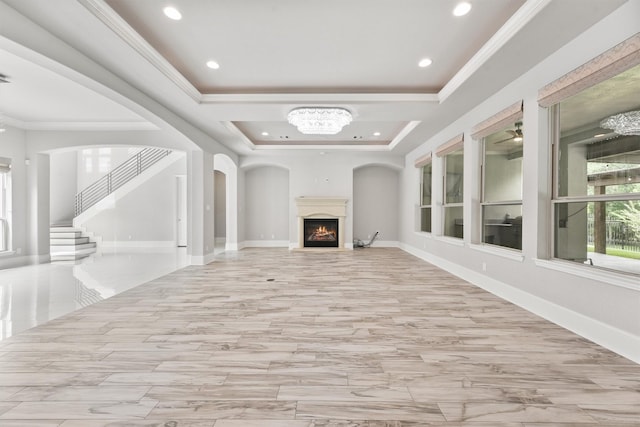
(48, 147, 174, 263)
(50, 226, 97, 262)
(75, 147, 172, 216)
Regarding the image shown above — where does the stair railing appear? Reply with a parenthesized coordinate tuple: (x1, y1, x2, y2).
(74, 148, 171, 216)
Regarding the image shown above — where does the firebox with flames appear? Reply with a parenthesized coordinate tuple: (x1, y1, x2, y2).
(307, 225, 337, 241)
(303, 218, 339, 247)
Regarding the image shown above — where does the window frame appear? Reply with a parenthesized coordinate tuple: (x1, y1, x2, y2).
(550, 95, 640, 275)
(442, 147, 464, 239)
(419, 161, 432, 233)
(479, 124, 524, 251)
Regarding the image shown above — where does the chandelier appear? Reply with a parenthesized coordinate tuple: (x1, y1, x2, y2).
(600, 110, 640, 136)
(287, 107, 352, 135)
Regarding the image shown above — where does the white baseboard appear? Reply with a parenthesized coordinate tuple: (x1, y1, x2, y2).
(400, 243, 640, 364)
(366, 240, 399, 248)
(225, 242, 239, 251)
(32, 254, 51, 264)
(0, 254, 27, 269)
(243, 240, 290, 248)
(0, 253, 52, 269)
(190, 252, 216, 265)
(101, 241, 176, 248)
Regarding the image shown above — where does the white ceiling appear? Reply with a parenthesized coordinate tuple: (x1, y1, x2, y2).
(0, 49, 152, 130)
(0, 0, 629, 153)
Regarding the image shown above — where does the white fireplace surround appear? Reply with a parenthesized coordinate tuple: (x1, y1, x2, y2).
(295, 197, 348, 249)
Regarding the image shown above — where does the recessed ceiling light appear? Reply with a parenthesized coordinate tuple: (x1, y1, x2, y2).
(261, 131, 269, 136)
(163, 6, 182, 20)
(373, 132, 381, 136)
(206, 60, 220, 70)
(453, 2, 472, 17)
(418, 58, 433, 68)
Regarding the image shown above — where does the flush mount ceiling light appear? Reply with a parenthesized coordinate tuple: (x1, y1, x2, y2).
(206, 60, 220, 69)
(453, 2, 472, 16)
(600, 110, 640, 136)
(418, 58, 433, 68)
(287, 107, 353, 135)
(163, 6, 182, 20)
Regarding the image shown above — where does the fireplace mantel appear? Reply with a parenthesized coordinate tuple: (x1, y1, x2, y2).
(295, 197, 348, 249)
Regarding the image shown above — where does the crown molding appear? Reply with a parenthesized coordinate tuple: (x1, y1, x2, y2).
(77, 0, 202, 103)
(3, 115, 157, 131)
(252, 144, 391, 151)
(438, 0, 553, 102)
(200, 93, 439, 104)
(388, 121, 421, 150)
(222, 121, 257, 150)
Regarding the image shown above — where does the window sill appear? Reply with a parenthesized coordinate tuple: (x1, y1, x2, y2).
(534, 258, 640, 291)
(433, 235, 465, 246)
(414, 231, 433, 238)
(470, 243, 524, 262)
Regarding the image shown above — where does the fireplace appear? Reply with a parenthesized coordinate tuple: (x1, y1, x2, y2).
(304, 218, 339, 248)
(295, 197, 348, 250)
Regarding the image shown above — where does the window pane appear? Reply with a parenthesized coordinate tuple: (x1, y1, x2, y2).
(444, 206, 463, 238)
(555, 201, 640, 275)
(484, 122, 523, 202)
(557, 64, 640, 198)
(421, 163, 432, 206)
(483, 204, 522, 250)
(420, 207, 431, 233)
(445, 150, 463, 204)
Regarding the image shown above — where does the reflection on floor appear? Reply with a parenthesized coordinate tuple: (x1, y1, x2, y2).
(0, 248, 638, 425)
(0, 248, 188, 341)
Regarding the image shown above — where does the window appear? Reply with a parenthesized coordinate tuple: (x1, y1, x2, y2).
(0, 158, 11, 252)
(419, 161, 432, 233)
(551, 63, 640, 275)
(443, 147, 464, 238)
(480, 121, 523, 250)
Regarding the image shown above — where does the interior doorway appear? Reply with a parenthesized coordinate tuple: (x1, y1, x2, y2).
(214, 170, 226, 253)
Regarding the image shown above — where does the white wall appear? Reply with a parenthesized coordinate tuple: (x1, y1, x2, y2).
(0, 126, 29, 268)
(353, 165, 399, 244)
(49, 150, 77, 225)
(401, 1, 640, 363)
(244, 166, 289, 244)
(82, 155, 186, 246)
(241, 152, 404, 249)
(77, 147, 140, 192)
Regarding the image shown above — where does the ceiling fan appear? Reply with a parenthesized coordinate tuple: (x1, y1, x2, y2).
(495, 121, 523, 144)
(0, 74, 9, 83)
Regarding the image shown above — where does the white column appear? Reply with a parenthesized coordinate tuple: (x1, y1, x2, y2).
(27, 153, 50, 263)
(187, 150, 215, 265)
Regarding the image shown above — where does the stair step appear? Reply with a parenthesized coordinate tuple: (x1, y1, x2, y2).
(50, 237, 90, 245)
(50, 227, 82, 233)
(50, 231, 82, 238)
(51, 253, 93, 262)
(51, 242, 97, 253)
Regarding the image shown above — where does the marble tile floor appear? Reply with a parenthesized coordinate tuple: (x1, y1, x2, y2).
(0, 248, 189, 340)
(0, 247, 639, 426)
